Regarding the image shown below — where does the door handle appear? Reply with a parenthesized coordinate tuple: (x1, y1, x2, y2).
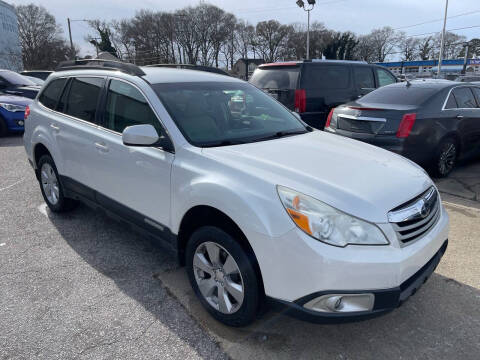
(50, 123, 60, 132)
(94, 142, 109, 152)
(456, 115, 464, 120)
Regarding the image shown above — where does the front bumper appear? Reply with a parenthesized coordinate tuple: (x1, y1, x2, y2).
(268, 240, 447, 323)
(1, 110, 25, 132)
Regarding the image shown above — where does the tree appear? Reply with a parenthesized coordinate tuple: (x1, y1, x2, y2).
(367, 26, 400, 62)
(255, 20, 292, 62)
(16, 4, 73, 69)
(417, 36, 433, 60)
(431, 32, 466, 59)
(323, 31, 358, 60)
(397, 33, 420, 61)
(459, 38, 480, 58)
(355, 35, 376, 62)
(88, 20, 118, 57)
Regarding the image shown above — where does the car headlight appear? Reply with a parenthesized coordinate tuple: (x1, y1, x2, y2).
(277, 186, 389, 247)
(0, 103, 26, 112)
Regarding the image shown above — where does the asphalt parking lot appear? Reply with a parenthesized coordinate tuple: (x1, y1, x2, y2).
(1, 134, 479, 360)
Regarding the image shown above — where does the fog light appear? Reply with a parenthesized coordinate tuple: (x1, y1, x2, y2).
(18, 120, 24, 126)
(303, 293, 374, 313)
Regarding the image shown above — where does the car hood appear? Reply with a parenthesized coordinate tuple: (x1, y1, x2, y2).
(203, 131, 433, 223)
(0, 94, 33, 106)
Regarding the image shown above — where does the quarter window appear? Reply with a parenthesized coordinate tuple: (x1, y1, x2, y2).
(38, 78, 67, 110)
(376, 68, 396, 87)
(452, 87, 477, 108)
(104, 79, 160, 133)
(64, 77, 104, 123)
(445, 93, 458, 109)
(354, 67, 375, 89)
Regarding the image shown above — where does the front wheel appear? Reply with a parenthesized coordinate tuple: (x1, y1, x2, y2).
(432, 138, 458, 177)
(186, 226, 259, 327)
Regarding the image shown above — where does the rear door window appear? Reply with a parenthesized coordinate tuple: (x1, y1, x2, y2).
(452, 87, 477, 108)
(64, 77, 104, 123)
(38, 78, 68, 110)
(354, 67, 375, 90)
(469, 87, 480, 107)
(303, 65, 350, 89)
(249, 67, 300, 89)
(376, 68, 396, 87)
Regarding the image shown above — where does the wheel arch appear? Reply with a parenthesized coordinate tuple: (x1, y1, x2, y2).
(177, 205, 265, 297)
(33, 142, 53, 179)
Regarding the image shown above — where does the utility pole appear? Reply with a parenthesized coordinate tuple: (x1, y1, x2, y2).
(437, 0, 449, 77)
(462, 42, 470, 74)
(67, 18, 75, 60)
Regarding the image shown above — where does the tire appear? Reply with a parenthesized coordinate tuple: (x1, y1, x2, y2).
(0, 116, 7, 137)
(186, 226, 259, 327)
(37, 155, 78, 212)
(432, 138, 458, 178)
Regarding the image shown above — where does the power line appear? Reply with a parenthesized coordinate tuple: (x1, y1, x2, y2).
(394, 9, 480, 30)
(408, 24, 480, 38)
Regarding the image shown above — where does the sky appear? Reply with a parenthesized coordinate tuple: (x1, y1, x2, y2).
(10, 0, 480, 58)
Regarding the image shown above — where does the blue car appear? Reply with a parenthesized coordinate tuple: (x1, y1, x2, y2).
(0, 94, 33, 136)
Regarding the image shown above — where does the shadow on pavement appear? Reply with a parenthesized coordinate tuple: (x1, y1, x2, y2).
(0, 134, 24, 147)
(45, 202, 480, 360)
(45, 203, 225, 359)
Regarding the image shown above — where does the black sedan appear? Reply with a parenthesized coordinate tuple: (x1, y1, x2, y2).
(0, 70, 41, 99)
(325, 80, 480, 177)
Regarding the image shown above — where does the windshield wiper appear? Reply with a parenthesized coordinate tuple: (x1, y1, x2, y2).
(202, 140, 246, 148)
(251, 129, 309, 142)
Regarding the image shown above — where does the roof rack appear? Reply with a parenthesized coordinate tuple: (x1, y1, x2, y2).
(56, 59, 145, 76)
(146, 63, 230, 76)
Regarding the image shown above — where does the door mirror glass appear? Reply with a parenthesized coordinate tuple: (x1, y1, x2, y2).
(122, 124, 159, 146)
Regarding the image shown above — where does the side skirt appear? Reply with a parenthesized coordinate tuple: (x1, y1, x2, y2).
(59, 175, 179, 258)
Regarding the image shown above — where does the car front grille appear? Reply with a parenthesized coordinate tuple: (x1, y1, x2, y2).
(388, 187, 440, 245)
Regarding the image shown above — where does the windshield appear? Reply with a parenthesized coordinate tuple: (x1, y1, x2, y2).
(152, 82, 307, 147)
(0, 71, 36, 86)
(359, 86, 438, 106)
(249, 67, 300, 89)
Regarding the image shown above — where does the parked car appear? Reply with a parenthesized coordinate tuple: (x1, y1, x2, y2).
(20, 70, 53, 81)
(0, 70, 41, 99)
(23, 75, 45, 86)
(249, 60, 398, 129)
(0, 93, 32, 136)
(24, 59, 448, 326)
(325, 80, 480, 177)
(454, 74, 480, 83)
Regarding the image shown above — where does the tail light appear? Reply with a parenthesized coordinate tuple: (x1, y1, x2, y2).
(24, 105, 30, 120)
(325, 108, 334, 128)
(396, 113, 416, 138)
(294, 89, 306, 113)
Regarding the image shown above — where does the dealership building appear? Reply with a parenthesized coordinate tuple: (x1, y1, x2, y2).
(377, 59, 480, 76)
(0, 0, 22, 71)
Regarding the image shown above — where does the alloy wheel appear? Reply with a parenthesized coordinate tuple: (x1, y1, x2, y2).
(193, 241, 245, 314)
(438, 142, 456, 176)
(40, 163, 60, 205)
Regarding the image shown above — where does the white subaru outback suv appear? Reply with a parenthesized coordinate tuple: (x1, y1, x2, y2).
(24, 60, 449, 326)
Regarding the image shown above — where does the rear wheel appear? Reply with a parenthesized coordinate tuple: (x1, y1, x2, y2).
(186, 226, 259, 327)
(38, 155, 78, 212)
(433, 138, 458, 177)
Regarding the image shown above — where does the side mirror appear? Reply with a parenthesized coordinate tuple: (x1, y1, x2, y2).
(122, 124, 159, 146)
